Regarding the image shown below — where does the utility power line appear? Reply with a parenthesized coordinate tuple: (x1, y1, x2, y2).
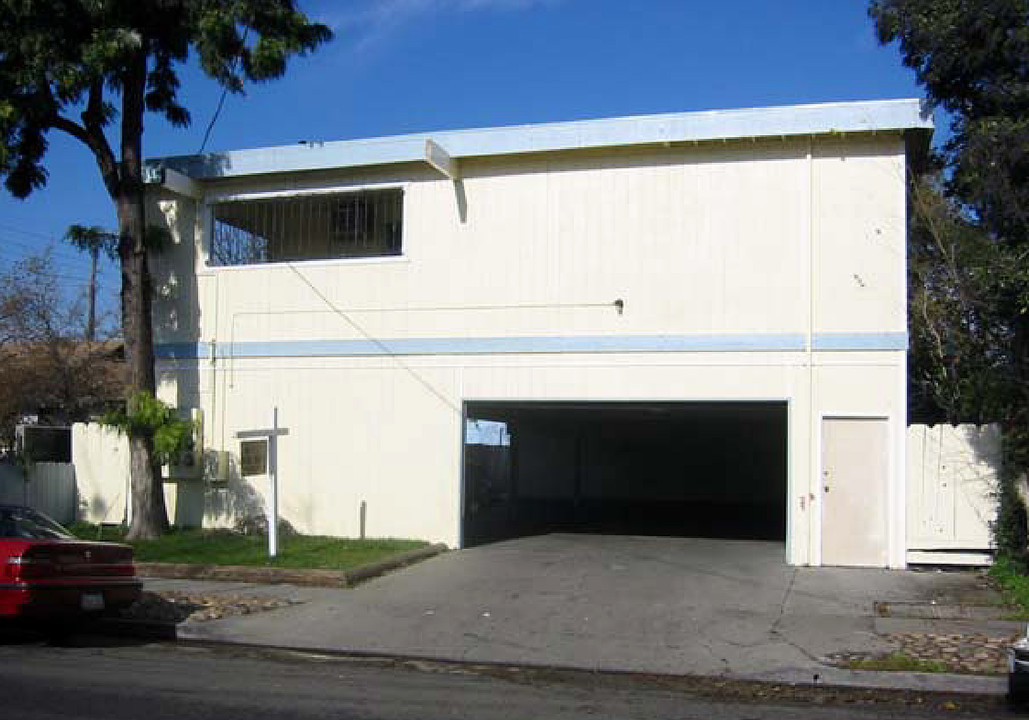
(0, 234, 99, 262)
(0, 255, 117, 283)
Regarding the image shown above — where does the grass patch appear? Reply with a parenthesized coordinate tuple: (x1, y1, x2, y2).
(846, 653, 949, 673)
(67, 522, 428, 571)
(988, 554, 1029, 618)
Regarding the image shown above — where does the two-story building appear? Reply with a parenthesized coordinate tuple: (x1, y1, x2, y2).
(145, 98, 933, 568)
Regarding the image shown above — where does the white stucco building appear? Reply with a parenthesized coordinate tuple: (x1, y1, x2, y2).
(144, 98, 933, 568)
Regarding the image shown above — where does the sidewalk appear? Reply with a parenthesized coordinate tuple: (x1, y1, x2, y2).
(131, 534, 1015, 697)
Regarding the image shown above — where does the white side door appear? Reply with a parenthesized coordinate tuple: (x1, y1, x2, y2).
(821, 417, 889, 567)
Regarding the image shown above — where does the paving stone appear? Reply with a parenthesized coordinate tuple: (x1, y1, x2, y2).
(825, 631, 1020, 676)
(118, 589, 304, 624)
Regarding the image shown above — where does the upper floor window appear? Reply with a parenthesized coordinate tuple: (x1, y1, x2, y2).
(209, 188, 403, 266)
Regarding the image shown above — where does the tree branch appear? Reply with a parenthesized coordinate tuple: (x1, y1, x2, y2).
(82, 78, 105, 129)
(50, 112, 120, 197)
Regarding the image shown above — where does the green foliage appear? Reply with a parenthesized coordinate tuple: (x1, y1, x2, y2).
(995, 485, 1029, 568)
(66, 520, 126, 542)
(0, 2, 331, 536)
(102, 391, 193, 465)
(845, 653, 948, 673)
(989, 554, 1029, 614)
(871, 0, 1029, 245)
(871, 0, 1029, 556)
(64, 224, 119, 260)
(906, 174, 1016, 423)
(0, 1, 332, 200)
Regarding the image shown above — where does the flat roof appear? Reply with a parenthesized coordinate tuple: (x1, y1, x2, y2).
(148, 98, 932, 181)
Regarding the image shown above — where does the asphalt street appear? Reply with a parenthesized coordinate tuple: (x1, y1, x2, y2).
(0, 633, 1012, 719)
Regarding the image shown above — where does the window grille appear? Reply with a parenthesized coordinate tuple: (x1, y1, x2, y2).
(210, 188, 403, 266)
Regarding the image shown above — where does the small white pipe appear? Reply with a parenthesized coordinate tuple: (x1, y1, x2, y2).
(268, 406, 279, 558)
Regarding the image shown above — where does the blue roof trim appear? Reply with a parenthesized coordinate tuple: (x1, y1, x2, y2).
(148, 99, 933, 181)
(153, 332, 909, 360)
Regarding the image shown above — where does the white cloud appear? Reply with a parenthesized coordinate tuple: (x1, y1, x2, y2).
(321, 0, 559, 54)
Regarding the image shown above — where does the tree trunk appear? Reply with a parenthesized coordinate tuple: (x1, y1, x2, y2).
(119, 45, 168, 541)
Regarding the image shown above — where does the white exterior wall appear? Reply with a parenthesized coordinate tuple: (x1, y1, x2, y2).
(149, 134, 908, 566)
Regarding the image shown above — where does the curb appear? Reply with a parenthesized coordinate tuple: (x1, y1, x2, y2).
(172, 634, 1010, 703)
(84, 615, 1009, 703)
(135, 543, 447, 588)
(343, 544, 448, 586)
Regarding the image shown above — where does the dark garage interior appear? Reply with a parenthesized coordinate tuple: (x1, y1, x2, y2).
(462, 401, 788, 547)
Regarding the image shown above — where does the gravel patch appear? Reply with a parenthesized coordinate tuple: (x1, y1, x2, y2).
(119, 590, 303, 624)
(827, 632, 1019, 675)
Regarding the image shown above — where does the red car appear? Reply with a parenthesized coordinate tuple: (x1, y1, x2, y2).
(0, 505, 141, 628)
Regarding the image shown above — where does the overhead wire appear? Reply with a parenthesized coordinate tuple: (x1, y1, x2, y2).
(0, 250, 117, 283)
(0, 234, 96, 262)
(0, 258, 117, 288)
(284, 262, 462, 416)
(0, 221, 62, 241)
(0, 231, 120, 281)
(198, 26, 250, 154)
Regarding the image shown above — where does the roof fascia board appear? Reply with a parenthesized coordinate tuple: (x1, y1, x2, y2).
(148, 99, 933, 181)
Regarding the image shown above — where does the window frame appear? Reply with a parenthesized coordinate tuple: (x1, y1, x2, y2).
(200, 182, 410, 272)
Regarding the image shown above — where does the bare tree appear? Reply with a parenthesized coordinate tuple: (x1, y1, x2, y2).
(0, 253, 122, 450)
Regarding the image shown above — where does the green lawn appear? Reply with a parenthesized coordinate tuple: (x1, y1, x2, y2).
(68, 523, 428, 570)
(846, 653, 948, 673)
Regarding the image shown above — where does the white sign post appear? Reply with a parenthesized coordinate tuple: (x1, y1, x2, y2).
(235, 407, 289, 558)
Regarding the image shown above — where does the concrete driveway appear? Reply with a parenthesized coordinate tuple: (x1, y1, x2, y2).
(178, 534, 1005, 685)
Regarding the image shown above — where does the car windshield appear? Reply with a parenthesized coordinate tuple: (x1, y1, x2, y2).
(0, 506, 74, 540)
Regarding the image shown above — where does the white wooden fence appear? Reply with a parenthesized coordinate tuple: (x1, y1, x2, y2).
(0, 461, 77, 524)
(907, 423, 1000, 565)
(70, 422, 204, 528)
(72, 423, 130, 525)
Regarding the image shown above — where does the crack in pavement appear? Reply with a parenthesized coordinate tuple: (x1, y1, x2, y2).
(766, 567, 828, 667)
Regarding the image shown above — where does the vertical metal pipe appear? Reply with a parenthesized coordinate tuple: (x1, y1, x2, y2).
(268, 406, 279, 559)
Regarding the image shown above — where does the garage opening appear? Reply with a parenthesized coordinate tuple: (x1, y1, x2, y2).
(462, 401, 788, 547)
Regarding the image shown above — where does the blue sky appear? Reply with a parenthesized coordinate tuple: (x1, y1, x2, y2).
(0, 0, 927, 324)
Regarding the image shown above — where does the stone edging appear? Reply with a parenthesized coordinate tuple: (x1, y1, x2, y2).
(134, 543, 448, 587)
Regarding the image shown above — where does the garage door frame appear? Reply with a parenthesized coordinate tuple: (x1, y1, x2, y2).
(459, 397, 794, 560)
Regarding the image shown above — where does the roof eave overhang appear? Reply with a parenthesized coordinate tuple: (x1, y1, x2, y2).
(145, 98, 934, 186)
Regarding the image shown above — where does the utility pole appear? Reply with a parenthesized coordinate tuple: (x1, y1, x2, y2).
(64, 225, 116, 342)
(86, 243, 98, 342)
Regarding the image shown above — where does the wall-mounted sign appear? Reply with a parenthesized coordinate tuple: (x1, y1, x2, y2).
(240, 439, 268, 476)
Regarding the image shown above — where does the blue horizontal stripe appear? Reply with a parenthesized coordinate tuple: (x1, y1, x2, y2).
(155, 342, 212, 360)
(812, 332, 908, 351)
(154, 332, 909, 360)
(221, 334, 807, 358)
